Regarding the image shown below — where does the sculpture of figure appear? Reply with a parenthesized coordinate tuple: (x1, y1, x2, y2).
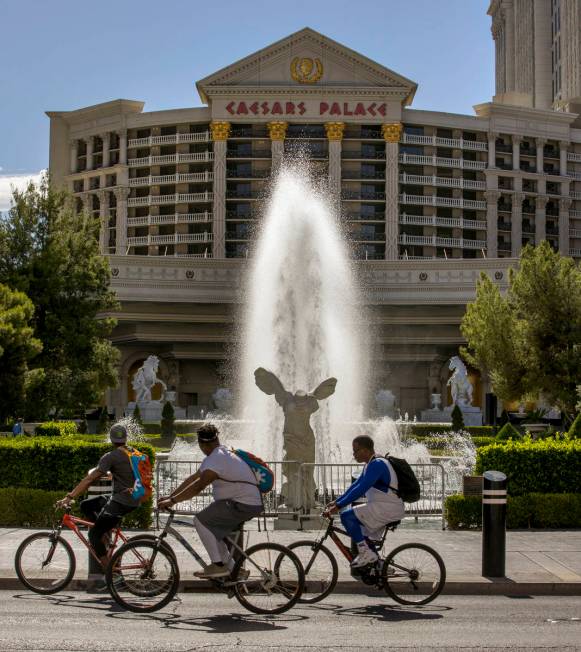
(132, 355, 167, 404)
(447, 356, 473, 408)
(254, 367, 337, 511)
(375, 389, 396, 418)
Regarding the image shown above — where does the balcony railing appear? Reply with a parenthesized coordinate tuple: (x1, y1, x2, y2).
(127, 192, 213, 207)
(398, 153, 486, 170)
(399, 213, 487, 230)
(129, 172, 213, 187)
(569, 229, 581, 238)
(399, 172, 485, 190)
(128, 132, 210, 148)
(571, 191, 581, 200)
(128, 152, 214, 166)
(567, 152, 581, 163)
(402, 133, 487, 151)
(399, 193, 486, 210)
(398, 234, 487, 249)
(127, 212, 212, 227)
(570, 248, 581, 256)
(127, 232, 213, 246)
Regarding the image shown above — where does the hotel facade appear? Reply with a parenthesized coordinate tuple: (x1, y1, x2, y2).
(46, 4, 581, 418)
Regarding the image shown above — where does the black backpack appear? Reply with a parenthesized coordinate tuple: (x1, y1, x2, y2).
(384, 455, 421, 503)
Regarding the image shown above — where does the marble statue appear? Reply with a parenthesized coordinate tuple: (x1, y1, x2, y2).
(447, 356, 473, 407)
(375, 389, 396, 418)
(132, 355, 167, 404)
(212, 388, 234, 414)
(254, 367, 337, 511)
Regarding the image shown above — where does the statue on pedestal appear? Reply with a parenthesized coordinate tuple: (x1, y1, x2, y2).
(254, 367, 337, 511)
(447, 356, 473, 407)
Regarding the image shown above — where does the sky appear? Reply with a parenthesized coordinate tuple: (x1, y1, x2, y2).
(0, 0, 493, 211)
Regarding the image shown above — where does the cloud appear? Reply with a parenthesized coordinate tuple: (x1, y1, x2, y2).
(0, 171, 45, 212)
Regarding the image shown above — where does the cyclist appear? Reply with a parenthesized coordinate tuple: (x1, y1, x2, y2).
(56, 424, 140, 578)
(157, 423, 263, 578)
(323, 434, 405, 568)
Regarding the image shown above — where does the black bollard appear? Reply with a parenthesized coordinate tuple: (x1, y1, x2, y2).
(481, 469, 507, 577)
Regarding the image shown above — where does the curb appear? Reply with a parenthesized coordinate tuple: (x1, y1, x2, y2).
(4, 577, 581, 596)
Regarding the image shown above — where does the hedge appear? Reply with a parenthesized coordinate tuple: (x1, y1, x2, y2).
(408, 424, 495, 437)
(445, 493, 581, 529)
(475, 439, 581, 495)
(0, 438, 156, 491)
(417, 435, 495, 450)
(35, 421, 78, 437)
(0, 488, 152, 529)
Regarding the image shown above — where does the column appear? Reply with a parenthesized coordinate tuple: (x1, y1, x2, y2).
(86, 136, 94, 171)
(485, 190, 500, 257)
(70, 139, 78, 174)
(536, 137, 545, 175)
(487, 132, 497, 168)
(210, 120, 231, 259)
(325, 122, 345, 200)
(267, 121, 288, 171)
(97, 189, 109, 254)
(119, 130, 128, 165)
(382, 122, 402, 261)
(512, 134, 521, 172)
(535, 195, 548, 245)
(101, 132, 110, 168)
(114, 187, 130, 255)
(559, 198, 572, 255)
(504, 0, 515, 91)
(560, 141, 568, 176)
(511, 192, 524, 257)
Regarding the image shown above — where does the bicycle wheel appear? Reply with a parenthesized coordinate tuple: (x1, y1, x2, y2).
(106, 540, 180, 612)
(383, 543, 446, 605)
(286, 541, 338, 604)
(124, 534, 177, 560)
(15, 533, 76, 595)
(232, 542, 304, 615)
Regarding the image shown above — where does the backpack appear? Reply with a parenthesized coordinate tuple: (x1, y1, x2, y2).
(385, 454, 421, 503)
(124, 446, 153, 504)
(232, 448, 274, 494)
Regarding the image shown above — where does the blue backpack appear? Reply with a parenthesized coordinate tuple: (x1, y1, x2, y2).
(232, 448, 274, 493)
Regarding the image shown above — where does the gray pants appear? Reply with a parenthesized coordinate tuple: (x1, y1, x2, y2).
(196, 499, 263, 541)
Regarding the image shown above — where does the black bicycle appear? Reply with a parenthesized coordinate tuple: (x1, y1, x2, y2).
(283, 515, 446, 605)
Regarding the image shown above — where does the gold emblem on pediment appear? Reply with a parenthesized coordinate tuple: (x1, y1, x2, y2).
(291, 57, 323, 84)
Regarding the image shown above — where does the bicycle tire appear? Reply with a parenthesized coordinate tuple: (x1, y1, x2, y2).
(15, 532, 76, 595)
(383, 542, 446, 606)
(106, 540, 180, 612)
(124, 534, 177, 560)
(232, 542, 305, 615)
(285, 540, 338, 603)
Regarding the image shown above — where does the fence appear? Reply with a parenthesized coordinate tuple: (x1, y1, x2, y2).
(155, 460, 446, 527)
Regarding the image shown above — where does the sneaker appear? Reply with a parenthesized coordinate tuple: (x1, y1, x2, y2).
(194, 563, 230, 579)
(351, 546, 379, 568)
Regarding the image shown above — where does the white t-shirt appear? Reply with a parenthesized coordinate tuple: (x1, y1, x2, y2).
(199, 445, 263, 506)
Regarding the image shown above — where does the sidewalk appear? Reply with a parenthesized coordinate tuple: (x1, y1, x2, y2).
(2, 520, 580, 595)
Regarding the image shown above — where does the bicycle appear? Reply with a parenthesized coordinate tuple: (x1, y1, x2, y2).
(14, 502, 169, 595)
(105, 508, 305, 615)
(282, 515, 446, 605)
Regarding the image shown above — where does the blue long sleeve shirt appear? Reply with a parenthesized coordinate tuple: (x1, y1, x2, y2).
(335, 458, 391, 508)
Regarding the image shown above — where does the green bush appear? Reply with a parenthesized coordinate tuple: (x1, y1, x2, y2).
(445, 493, 581, 529)
(0, 438, 156, 490)
(466, 426, 495, 436)
(495, 422, 522, 441)
(472, 436, 496, 448)
(408, 424, 495, 438)
(0, 487, 152, 528)
(475, 438, 581, 495)
(568, 413, 581, 439)
(451, 405, 465, 431)
(35, 421, 78, 437)
(96, 409, 110, 435)
(132, 405, 143, 428)
(161, 401, 175, 437)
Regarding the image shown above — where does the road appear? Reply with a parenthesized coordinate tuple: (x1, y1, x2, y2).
(0, 591, 579, 651)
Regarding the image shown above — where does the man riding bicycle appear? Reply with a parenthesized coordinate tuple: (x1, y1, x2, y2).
(157, 423, 263, 578)
(324, 435, 405, 568)
(56, 424, 139, 578)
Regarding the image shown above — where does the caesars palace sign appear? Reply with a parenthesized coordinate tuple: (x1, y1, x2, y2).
(214, 99, 397, 120)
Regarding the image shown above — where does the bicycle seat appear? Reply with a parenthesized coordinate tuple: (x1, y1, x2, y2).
(384, 520, 401, 532)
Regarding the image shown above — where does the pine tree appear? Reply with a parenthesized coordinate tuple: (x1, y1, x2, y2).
(567, 413, 581, 439)
(161, 401, 175, 437)
(495, 422, 522, 441)
(451, 404, 465, 431)
(132, 404, 143, 428)
(96, 408, 110, 435)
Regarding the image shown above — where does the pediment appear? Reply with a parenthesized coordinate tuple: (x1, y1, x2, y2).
(196, 28, 417, 105)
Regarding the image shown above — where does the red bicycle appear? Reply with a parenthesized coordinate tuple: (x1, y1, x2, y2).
(14, 503, 166, 594)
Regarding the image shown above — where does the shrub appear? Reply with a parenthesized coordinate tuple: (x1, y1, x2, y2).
(132, 404, 143, 428)
(475, 438, 581, 495)
(445, 493, 581, 529)
(495, 422, 522, 441)
(568, 413, 581, 439)
(35, 421, 78, 437)
(471, 436, 496, 448)
(96, 408, 110, 435)
(161, 401, 175, 437)
(0, 487, 151, 528)
(408, 425, 453, 437)
(77, 418, 88, 434)
(466, 426, 495, 436)
(451, 405, 465, 431)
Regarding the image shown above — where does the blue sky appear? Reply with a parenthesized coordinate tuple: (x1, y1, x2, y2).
(0, 0, 493, 208)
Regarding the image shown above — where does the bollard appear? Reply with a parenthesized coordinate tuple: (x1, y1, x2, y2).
(481, 469, 507, 577)
(87, 473, 113, 583)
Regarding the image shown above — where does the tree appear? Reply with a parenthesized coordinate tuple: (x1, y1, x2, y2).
(161, 401, 175, 437)
(0, 284, 43, 422)
(132, 404, 143, 428)
(96, 407, 110, 435)
(451, 404, 465, 431)
(461, 242, 581, 414)
(495, 422, 522, 441)
(0, 176, 120, 418)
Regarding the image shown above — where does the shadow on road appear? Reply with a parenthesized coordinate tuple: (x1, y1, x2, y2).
(330, 603, 450, 623)
(13, 592, 127, 613)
